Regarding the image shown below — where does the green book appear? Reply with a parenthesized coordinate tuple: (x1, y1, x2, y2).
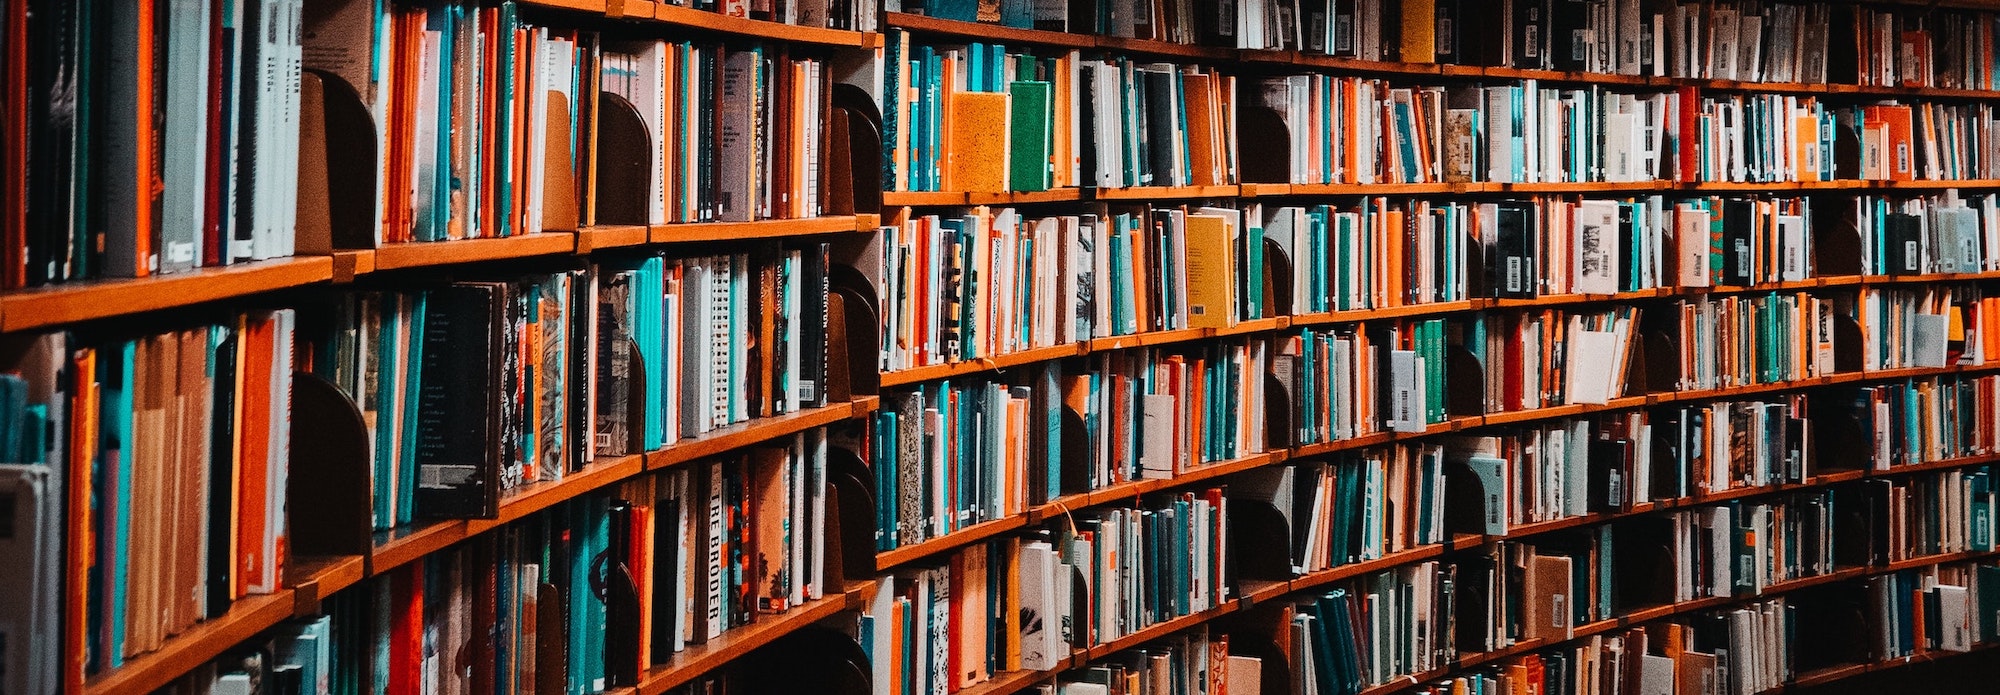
(1008, 81, 1052, 192)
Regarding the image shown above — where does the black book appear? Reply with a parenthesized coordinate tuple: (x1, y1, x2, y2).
(1589, 436, 1627, 513)
(1434, 0, 1461, 62)
(1884, 212, 1923, 276)
(1332, 0, 1359, 57)
(1549, 0, 1590, 71)
(206, 324, 239, 618)
(801, 242, 831, 408)
(1142, 69, 1175, 186)
(414, 282, 505, 519)
(25, 0, 89, 285)
(1721, 198, 1754, 285)
(1513, 0, 1549, 69)
(1492, 201, 1538, 298)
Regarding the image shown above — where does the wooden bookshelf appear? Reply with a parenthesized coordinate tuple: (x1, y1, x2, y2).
(371, 232, 580, 271)
(1, 256, 334, 332)
(48, 2, 2000, 693)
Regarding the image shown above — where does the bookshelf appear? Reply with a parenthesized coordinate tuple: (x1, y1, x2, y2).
(11, 1, 2000, 695)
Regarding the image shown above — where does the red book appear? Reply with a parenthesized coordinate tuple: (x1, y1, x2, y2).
(1676, 87, 1701, 182)
(389, 563, 425, 695)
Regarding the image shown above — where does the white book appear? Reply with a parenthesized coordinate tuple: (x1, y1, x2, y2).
(1574, 201, 1622, 294)
(1564, 329, 1622, 405)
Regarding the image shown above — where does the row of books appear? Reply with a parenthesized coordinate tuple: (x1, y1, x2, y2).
(1849, 375, 2000, 471)
(610, 432, 837, 674)
(1284, 561, 1450, 695)
(59, 313, 296, 678)
(1412, 600, 1791, 695)
(1234, 450, 1448, 576)
(874, 194, 2000, 357)
(313, 276, 585, 527)
(1252, 80, 1672, 186)
(876, 205, 1265, 372)
(882, 37, 1240, 193)
(1858, 286, 1989, 373)
(899, 0, 2000, 97)
(156, 430, 844, 695)
(1039, 626, 1260, 695)
(1283, 320, 1450, 442)
(156, 496, 614, 695)
(1, 0, 304, 289)
(1849, 4, 2000, 90)
(1265, 201, 1471, 313)
(872, 345, 1267, 550)
(863, 488, 1230, 694)
(596, 245, 833, 455)
(602, 40, 831, 225)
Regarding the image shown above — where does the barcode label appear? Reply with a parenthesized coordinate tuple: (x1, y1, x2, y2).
(419, 464, 479, 489)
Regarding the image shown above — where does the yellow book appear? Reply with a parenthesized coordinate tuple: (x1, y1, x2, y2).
(1183, 213, 1237, 329)
(949, 91, 1011, 193)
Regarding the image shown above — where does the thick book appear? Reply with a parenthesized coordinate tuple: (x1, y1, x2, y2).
(414, 283, 506, 519)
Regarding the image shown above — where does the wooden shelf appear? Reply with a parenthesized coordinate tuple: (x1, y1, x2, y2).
(372, 232, 579, 271)
(575, 224, 652, 252)
(882, 189, 1087, 206)
(1, 256, 334, 332)
(647, 216, 864, 244)
(634, 582, 868, 695)
(83, 592, 297, 695)
(519, 0, 877, 47)
(647, 398, 879, 472)
(1092, 184, 1240, 200)
(884, 11, 1094, 49)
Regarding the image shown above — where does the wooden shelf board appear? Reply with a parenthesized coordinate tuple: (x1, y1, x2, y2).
(954, 669, 1056, 695)
(465, 454, 649, 535)
(371, 233, 579, 271)
(648, 216, 862, 244)
(284, 554, 368, 616)
(884, 12, 1094, 48)
(881, 189, 1086, 207)
(576, 224, 651, 252)
(1086, 326, 1209, 352)
(880, 343, 1083, 387)
(647, 399, 873, 472)
(519, 0, 605, 11)
(83, 591, 297, 695)
(1092, 184, 1240, 200)
(634, 588, 856, 695)
(647, 3, 873, 47)
(2, 256, 334, 333)
(1083, 600, 1239, 661)
(369, 520, 470, 576)
(876, 515, 1030, 572)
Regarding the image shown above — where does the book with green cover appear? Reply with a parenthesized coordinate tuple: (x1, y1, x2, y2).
(1008, 81, 1052, 192)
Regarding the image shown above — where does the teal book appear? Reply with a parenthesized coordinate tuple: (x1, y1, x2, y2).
(104, 341, 137, 667)
(1245, 222, 1265, 319)
(399, 294, 427, 524)
(373, 300, 400, 529)
(494, 3, 518, 237)
(1008, 81, 1052, 192)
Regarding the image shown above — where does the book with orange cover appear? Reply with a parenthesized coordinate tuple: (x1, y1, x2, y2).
(948, 91, 1010, 194)
(1182, 213, 1236, 330)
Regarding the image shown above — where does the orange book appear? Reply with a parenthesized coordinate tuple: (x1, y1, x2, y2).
(1183, 73, 1218, 187)
(947, 91, 1010, 194)
(236, 316, 273, 598)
